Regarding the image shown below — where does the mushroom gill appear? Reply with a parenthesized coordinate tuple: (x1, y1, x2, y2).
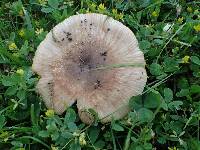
(32, 13, 147, 124)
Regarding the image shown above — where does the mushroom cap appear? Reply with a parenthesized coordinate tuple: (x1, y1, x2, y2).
(32, 13, 147, 124)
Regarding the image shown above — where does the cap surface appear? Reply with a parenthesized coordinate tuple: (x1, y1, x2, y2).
(32, 13, 147, 124)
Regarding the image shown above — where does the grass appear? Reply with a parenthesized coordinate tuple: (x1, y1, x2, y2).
(0, 0, 200, 150)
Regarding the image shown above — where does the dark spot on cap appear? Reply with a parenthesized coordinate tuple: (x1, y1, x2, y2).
(61, 38, 64, 41)
(68, 38, 72, 41)
(67, 32, 71, 36)
(103, 58, 106, 61)
(47, 82, 54, 97)
(84, 19, 87, 22)
(79, 56, 90, 66)
(94, 80, 101, 89)
(90, 23, 93, 26)
(100, 51, 107, 56)
(107, 28, 110, 31)
(81, 42, 84, 45)
(81, 20, 83, 23)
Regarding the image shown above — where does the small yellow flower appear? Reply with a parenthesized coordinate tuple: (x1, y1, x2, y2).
(91, 3, 96, 9)
(112, 9, 123, 20)
(19, 29, 25, 37)
(152, 11, 158, 17)
(19, 9, 24, 17)
(112, 9, 118, 15)
(168, 147, 179, 150)
(45, 109, 54, 117)
(9, 43, 17, 50)
(38, 0, 47, 5)
(0, 131, 9, 142)
(117, 13, 124, 20)
(187, 7, 193, 13)
(98, 3, 106, 13)
(51, 145, 59, 150)
(182, 56, 190, 63)
(35, 21, 40, 27)
(16, 69, 24, 75)
(177, 17, 184, 23)
(126, 118, 132, 125)
(35, 28, 44, 35)
(79, 132, 87, 146)
(194, 24, 200, 32)
(89, 3, 96, 11)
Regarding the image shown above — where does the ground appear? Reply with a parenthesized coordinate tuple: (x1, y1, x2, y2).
(0, 0, 200, 150)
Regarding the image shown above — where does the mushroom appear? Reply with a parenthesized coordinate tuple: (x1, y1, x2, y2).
(32, 13, 147, 124)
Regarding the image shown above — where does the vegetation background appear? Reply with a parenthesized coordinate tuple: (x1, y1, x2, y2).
(0, 0, 200, 150)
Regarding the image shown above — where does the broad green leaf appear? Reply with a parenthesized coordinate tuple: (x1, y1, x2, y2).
(138, 108, 154, 123)
(128, 111, 139, 123)
(161, 101, 168, 111)
(143, 143, 152, 149)
(144, 91, 162, 108)
(20, 40, 29, 56)
(5, 86, 18, 96)
(38, 130, 49, 138)
(61, 131, 73, 139)
(17, 90, 26, 100)
(112, 122, 124, 131)
(70, 142, 81, 150)
(158, 137, 167, 144)
(164, 88, 173, 102)
(139, 40, 151, 53)
(163, 57, 179, 72)
(88, 127, 100, 143)
(41, 7, 54, 13)
(48, 0, 59, 9)
(154, 39, 164, 45)
(67, 122, 77, 132)
(191, 56, 200, 65)
(11, 141, 23, 147)
(176, 89, 189, 97)
(177, 78, 189, 89)
(188, 139, 200, 150)
(46, 122, 58, 132)
(64, 108, 76, 123)
(51, 132, 59, 141)
(1, 76, 16, 86)
(94, 140, 105, 149)
(190, 85, 200, 94)
(129, 95, 143, 110)
(149, 63, 162, 76)
(168, 101, 183, 110)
